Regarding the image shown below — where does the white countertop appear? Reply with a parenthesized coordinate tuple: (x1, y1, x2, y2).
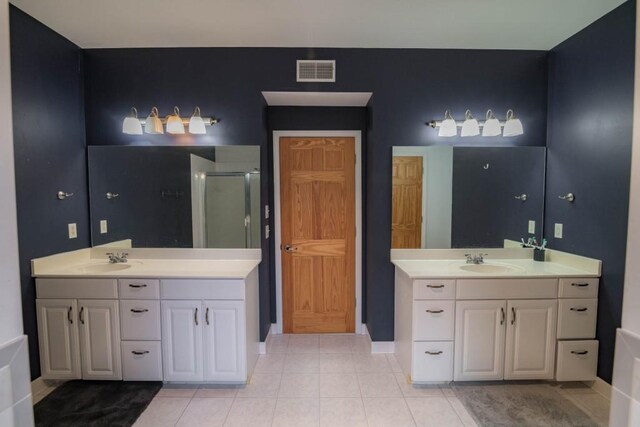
(392, 258, 599, 279)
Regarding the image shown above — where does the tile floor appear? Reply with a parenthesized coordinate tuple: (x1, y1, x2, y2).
(133, 334, 611, 427)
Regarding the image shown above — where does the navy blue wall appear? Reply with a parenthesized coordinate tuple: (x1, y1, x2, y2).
(545, 0, 636, 382)
(83, 48, 548, 344)
(9, 6, 88, 379)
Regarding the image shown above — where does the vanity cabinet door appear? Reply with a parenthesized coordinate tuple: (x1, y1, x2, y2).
(203, 300, 246, 381)
(162, 300, 203, 381)
(454, 300, 506, 381)
(78, 299, 122, 380)
(36, 299, 81, 380)
(504, 299, 557, 380)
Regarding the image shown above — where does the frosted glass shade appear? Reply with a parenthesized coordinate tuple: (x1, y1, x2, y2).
(438, 110, 457, 137)
(144, 107, 164, 134)
(482, 110, 501, 137)
(503, 109, 524, 136)
(461, 110, 479, 137)
(122, 116, 142, 135)
(166, 106, 185, 134)
(189, 107, 207, 134)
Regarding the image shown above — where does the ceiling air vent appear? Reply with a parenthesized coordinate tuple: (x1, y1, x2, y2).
(296, 60, 336, 82)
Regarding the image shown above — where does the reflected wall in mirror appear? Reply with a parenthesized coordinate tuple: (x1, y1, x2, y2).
(392, 146, 545, 249)
(89, 145, 260, 248)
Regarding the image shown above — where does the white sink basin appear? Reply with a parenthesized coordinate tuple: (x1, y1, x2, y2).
(458, 263, 525, 274)
(77, 263, 133, 273)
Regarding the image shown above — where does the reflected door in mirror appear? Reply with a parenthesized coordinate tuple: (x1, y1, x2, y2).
(392, 156, 423, 248)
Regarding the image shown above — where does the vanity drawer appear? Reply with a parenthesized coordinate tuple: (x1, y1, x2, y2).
(413, 280, 455, 300)
(557, 299, 597, 339)
(121, 341, 163, 381)
(413, 300, 455, 341)
(412, 341, 453, 382)
(118, 279, 160, 299)
(161, 279, 245, 300)
(36, 278, 117, 299)
(556, 340, 598, 381)
(120, 300, 161, 340)
(558, 278, 599, 298)
(456, 278, 557, 300)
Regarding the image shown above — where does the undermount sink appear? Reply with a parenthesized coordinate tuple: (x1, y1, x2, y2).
(77, 263, 133, 273)
(458, 263, 524, 274)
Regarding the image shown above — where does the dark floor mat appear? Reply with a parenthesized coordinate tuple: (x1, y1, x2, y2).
(34, 380, 162, 427)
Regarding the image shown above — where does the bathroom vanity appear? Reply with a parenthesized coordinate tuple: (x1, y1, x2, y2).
(392, 247, 601, 384)
(31, 246, 261, 384)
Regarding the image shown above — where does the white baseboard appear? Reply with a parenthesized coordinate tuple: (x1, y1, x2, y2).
(362, 324, 395, 353)
(258, 323, 278, 354)
(31, 377, 65, 405)
(585, 377, 612, 400)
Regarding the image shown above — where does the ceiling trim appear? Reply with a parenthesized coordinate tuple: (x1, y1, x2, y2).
(262, 91, 372, 107)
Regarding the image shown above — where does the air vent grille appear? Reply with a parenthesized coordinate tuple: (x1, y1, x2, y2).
(297, 60, 336, 82)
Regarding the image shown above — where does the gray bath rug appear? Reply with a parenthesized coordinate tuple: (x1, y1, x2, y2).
(452, 382, 599, 427)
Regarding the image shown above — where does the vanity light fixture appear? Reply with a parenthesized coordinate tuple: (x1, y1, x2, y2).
(124, 106, 219, 135)
(122, 107, 143, 135)
(482, 109, 502, 137)
(503, 109, 524, 137)
(460, 110, 480, 137)
(438, 110, 458, 137)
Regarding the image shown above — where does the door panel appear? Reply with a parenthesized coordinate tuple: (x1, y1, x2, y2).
(36, 299, 81, 380)
(280, 137, 355, 333)
(78, 299, 122, 380)
(504, 299, 557, 379)
(203, 300, 245, 381)
(162, 300, 203, 381)
(392, 156, 423, 248)
(454, 300, 506, 381)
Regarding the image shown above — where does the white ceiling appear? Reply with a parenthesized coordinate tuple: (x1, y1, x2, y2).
(10, 0, 626, 50)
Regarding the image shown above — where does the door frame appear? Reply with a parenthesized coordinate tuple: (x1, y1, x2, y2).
(273, 130, 363, 335)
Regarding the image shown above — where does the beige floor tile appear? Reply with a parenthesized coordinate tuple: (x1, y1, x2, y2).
(133, 397, 190, 427)
(195, 385, 239, 398)
(564, 392, 611, 426)
(363, 397, 416, 427)
(175, 398, 233, 427)
(319, 353, 355, 373)
(320, 398, 367, 427)
(319, 373, 361, 398)
(287, 335, 319, 353)
(439, 383, 456, 397)
(394, 373, 444, 397)
(284, 353, 320, 373)
(358, 373, 402, 397)
(406, 397, 463, 427)
(387, 354, 403, 373)
(351, 336, 372, 353)
(279, 373, 320, 398)
(156, 385, 199, 398)
(236, 373, 281, 398)
(272, 398, 320, 427)
(318, 335, 352, 353)
(254, 353, 286, 373)
(267, 335, 290, 354)
(446, 396, 478, 427)
(353, 354, 391, 373)
(224, 398, 276, 427)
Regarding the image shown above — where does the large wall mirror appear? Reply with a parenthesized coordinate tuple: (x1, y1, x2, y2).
(88, 145, 260, 248)
(392, 146, 546, 249)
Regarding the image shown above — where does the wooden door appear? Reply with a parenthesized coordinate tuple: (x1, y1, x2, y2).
(78, 299, 122, 380)
(280, 137, 355, 333)
(454, 300, 506, 381)
(203, 300, 246, 381)
(392, 156, 423, 248)
(161, 300, 203, 381)
(36, 299, 81, 380)
(504, 299, 557, 380)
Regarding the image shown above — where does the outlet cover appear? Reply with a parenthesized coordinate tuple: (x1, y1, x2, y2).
(528, 220, 536, 234)
(68, 223, 77, 239)
(554, 223, 563, 239)
(100, 220, 108, 234)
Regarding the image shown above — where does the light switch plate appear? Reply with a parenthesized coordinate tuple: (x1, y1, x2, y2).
(68, 223, 77, 239)
(100, 220, 108, 234)
(265, 225, 270, 239)
(554, 223, 563, 239)
(528, 220, 536, 234)
(265, 205, 270, 219)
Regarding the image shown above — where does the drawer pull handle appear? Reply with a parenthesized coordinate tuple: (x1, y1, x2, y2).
(128, 283, 148, 288)
(427, 284, 445, 289)
(511, 307, 516, 325)
(79, 307, 85, 325)
(571, 350, 589, 355)
(571, 283, 589, 287)
(425, 351, 443, 355)
(500, 307, 505, 325)
(131, 350, 150, 355)
(206, 307, 210, 325)
(570, 307, 588, 312)
(68, 306, 73, 325)
(195, 307, 199, 326)
(426, 309, 444, 314)
(130, 308, 149, 313)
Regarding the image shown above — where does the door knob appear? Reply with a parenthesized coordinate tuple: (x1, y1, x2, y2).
(284, 244, 297, 253)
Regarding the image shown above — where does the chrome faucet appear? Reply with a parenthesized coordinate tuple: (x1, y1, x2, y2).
(107, 252, 128, 264)
(465, 253, 488, 264)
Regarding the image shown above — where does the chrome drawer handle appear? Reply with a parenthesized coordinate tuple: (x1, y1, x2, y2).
(131, 350, 150, 355)
(570, 307, 588, 312)
(427, 284, 445, 289)
(130, 308, 149, 313)
(426, 309, 444, 314)
(571, 350, 589, 355)
(128, 283, 148, 288)
(571, 283, 589, 287)
(425, 351, 443, 355)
